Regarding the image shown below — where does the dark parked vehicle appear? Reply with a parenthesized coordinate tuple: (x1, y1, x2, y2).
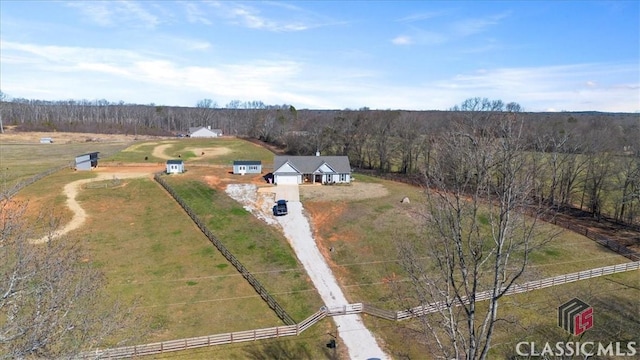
(273, 199, 288, 216)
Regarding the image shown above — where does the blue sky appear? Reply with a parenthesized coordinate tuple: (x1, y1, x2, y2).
(1, 1, 638, 112)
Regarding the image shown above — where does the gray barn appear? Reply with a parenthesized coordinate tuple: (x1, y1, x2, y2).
(233, 160, 262, 175)
(75, 152, 99, 171)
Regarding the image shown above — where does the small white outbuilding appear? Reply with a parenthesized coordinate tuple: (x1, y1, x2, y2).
(166, 159, 184, 174)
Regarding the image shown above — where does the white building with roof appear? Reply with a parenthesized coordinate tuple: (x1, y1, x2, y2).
(272, 154, 351, 185)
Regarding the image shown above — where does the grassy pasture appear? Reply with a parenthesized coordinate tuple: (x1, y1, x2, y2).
(11, 171, 286, 342)
(6, 134, 638, 358)
(162, 172, 324, 322)
(108, 137, 275, 166)
(0, 141, 131, 186)
(362, 270, 639, 359)
(302, 173, 639, 358)
(7, 136, 335, 358)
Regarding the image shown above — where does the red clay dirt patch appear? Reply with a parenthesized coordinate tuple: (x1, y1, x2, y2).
(204, 175, 223, 189)
(304, 201, 353, 278)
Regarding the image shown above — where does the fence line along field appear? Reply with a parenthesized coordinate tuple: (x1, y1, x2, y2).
(4, 131, 639, 359)
(0, 130, 146, 185)
(5, 135, 333, 359)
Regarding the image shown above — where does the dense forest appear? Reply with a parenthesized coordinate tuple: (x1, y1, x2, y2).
(1, 95, 639, 226)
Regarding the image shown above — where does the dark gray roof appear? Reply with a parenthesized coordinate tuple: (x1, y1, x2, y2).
(274, 156, 351, 174)
(233, 160, 261, 166)
(167, 159, 183, 164)
(76, 152, 100, 157)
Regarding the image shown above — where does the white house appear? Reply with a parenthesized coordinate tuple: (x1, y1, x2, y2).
(188, 126, 223, 138)
(233, 160, 262, 175)
(166, 159, 184, 174)
(272, 155, 351, 185)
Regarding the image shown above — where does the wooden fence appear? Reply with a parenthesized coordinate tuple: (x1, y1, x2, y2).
(81, 261, 638, 359)
(153, 174, 295, 326)
(396, 261, 640, 319)
(3, 164, 68, 199)
(540, 213, 640, 261)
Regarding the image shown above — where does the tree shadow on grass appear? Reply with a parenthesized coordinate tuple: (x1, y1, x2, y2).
(243, 339, 333, 360)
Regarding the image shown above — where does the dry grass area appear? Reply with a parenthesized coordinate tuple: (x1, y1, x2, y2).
(8, 132, 638, 358)
(300, 181, 389, 202)
(0, 126, 170, 144)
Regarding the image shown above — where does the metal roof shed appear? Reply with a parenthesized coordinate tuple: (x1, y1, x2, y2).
(75, 152, 99, 171)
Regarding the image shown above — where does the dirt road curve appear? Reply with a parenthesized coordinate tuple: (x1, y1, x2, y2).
(29, 169, 156, 244)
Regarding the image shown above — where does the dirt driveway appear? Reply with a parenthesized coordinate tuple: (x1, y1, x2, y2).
(226, 184, 389, 359)
(274, 185, 299, 202)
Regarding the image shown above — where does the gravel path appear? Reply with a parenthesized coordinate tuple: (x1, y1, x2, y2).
(29, 171, 152, 244)
(225, 184, 389, 359)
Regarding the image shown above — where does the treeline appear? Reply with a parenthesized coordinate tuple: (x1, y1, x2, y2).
(0, 95, 638, 225)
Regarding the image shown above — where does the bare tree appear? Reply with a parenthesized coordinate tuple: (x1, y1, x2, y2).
(397, 100, 552, 359)
(194, 99, 218, 130)
(0, 197, 140, 359)
(0, 91, 6, 134)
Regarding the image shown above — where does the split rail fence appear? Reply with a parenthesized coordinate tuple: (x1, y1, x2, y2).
(81, 261, 638, 359)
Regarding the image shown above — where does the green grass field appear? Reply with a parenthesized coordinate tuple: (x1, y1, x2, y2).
(0, 141, 132, 186)
(6, 135, 638, 359)
(301, 173, 639, 358)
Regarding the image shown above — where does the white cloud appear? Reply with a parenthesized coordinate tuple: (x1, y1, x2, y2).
(206, 1, 311, 32)
(185, 2, 212, 25)
(397, 11, 446, 23)
(66, 0, 160, 29)
(65, 2, 113, 26)
(432, 64, 640, 112)
(451, 12, 509, 37)
(392, 36, 413, 45)
(1, 38, 638, 112)
(395, 12, 509, 48)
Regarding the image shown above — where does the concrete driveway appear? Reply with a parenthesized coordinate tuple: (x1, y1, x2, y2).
(274, 185, 299, 202)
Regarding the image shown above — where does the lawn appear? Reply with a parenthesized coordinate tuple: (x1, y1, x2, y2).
(161, 172, 324, 322)
(0, 141, 132, 187)
(7, 134, 638, 359)
(107, 137, 275, 167)
(8, 137, 324, 350)
(301, 172, 639, 358)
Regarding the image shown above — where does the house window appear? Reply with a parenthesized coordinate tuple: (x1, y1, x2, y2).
(340, 174, 347, 182)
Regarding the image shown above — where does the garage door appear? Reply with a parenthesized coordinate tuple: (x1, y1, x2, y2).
(276, 175, 299, 185)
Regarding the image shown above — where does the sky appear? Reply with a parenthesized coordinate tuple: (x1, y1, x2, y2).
(1, 1, 638, 112)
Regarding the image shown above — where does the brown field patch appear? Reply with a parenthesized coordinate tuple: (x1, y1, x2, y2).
(0, 128, 169, 144)
(299, 181, 389, 202)
(186, 146, 231, 159)
(304, 201, 351, 281)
